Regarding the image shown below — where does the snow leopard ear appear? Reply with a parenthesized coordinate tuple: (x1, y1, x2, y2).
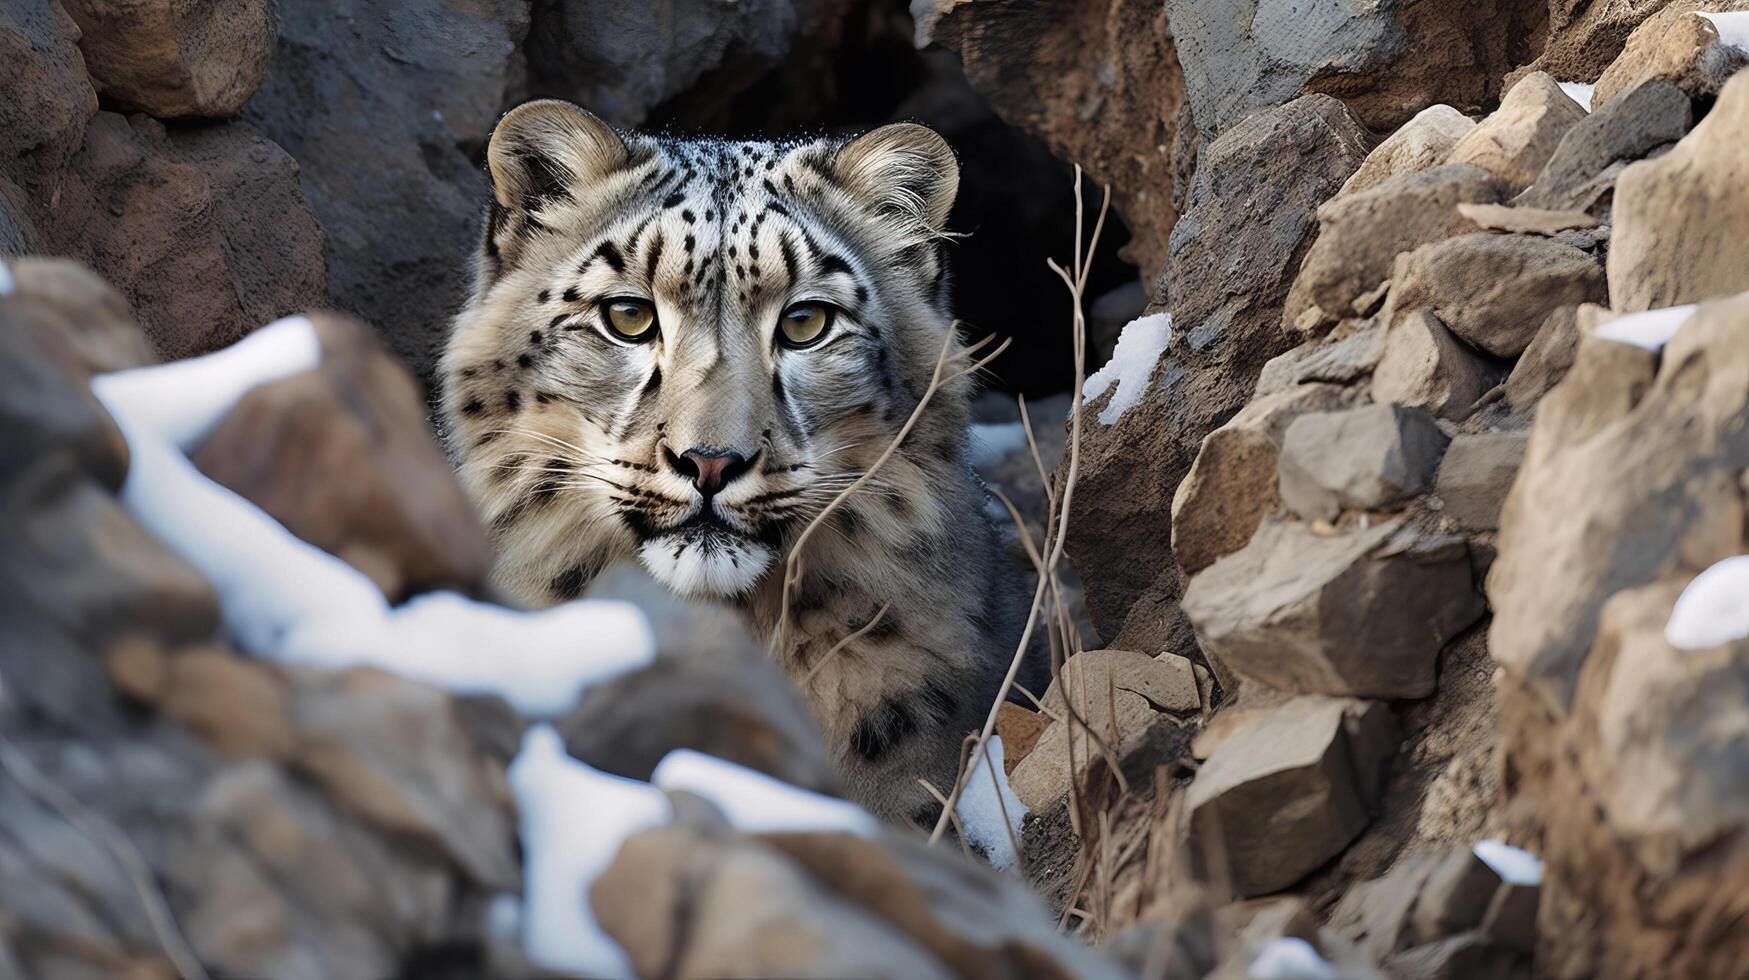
(481, 100, 628, 274)
(833, 123, 960, 235)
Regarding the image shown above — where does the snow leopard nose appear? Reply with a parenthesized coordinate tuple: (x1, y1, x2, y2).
(666, 448, 756, 497)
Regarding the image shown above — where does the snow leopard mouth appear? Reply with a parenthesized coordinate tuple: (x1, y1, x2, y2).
(637, 512, 776, 598)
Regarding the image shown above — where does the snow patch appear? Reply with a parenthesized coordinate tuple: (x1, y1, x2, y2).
(1473, 839, 1543, 885)
(509, 725, 670, 978)
(954, 736, 1028, 870)
(1248, 937, 1336, 979)
(968, 421, 1029, 470)
(1557, 80, 1595, 111)
(1592, 304, 1698, 352)
(1082, 312, 1172, 424)
(652, 749, 880, 835)
(1699, 11, 1749, 52)
(1665, 554, 1749, 650)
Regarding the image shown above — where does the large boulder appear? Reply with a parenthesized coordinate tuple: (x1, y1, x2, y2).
(42, 112, 328, 361)
(244, 0, 529, 380)
(1445, 72, 1587, 189)
(917, 0, 1191, 275)
(1608, 71, 1749, 312)
(1182, 696, 1398, 897)
(1183, 517, 1483, 700)
(1167, 0, 1547, 140)
(1521, 0, 1749, 85)
(1590, 6, 1749, 108)
(1336, 105, 1476, 200)
(1386, 233, 1607, 358)
(1277, 404, 1451, 523)
(60, 0, 275, 118)
(0, 0, 98, 196)
(1066, 94, 1369, 652)
(1516, 78, 1692, 215)
(190, 314, 493, 601)
(1294, 165, 1513, 321)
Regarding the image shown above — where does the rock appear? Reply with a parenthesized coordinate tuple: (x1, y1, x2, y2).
(1183, 697, 1398, 897)
(1517, 79, 1692, 214)
(0, 0, 97, 197)
(1183, 518, 1483, 699)
(1338, 106, 1476, 200)
(1157, 94, 1372, 345)
(1446, 72, 1588, 189)
(1608, 72, 1749, 312)
(1009, 649, 1199, 809)
(6, 257, 155, 373)
(559, 564, 838, 794)
(1387, 233, 1607, 358)
(920, 0, 1190, 274)
(1591, 7, 1749, 109)
(43, 112, 327, 361)
(159, 647, 296, 759)
(1520, 0, 1749, 86)
(1167, 0, 1546, 139)
(1372, 311, 1504, 421)
(244, 0, 528, 380)
(0, 177, 34, 255)
(1505, 306, 1584, 411)
(1385, 933, 1525, 979)
(1296, 165, 1513, 320)
(1435, 432, 1529, 531)
(1488, 292, 1749, 708)
(190, 313, 492, 602)
(1173, 384, 1358, 577)
(1065, 93, 1369, 653)
(1457, 202, 1597, 236)
(1331, 847, 1510, 960)
(60, 0, 274, 118)
(1254, 324, 1385, 398)
(1277, 404, 1452, 522)
(1479, 879, 1540, 953)
(1088, 280, 1149, 370)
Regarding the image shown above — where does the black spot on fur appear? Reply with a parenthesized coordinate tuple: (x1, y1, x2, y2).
(516, 353, 534, 369)
(819, 254, 853, 278)
(537, 289, 550, 303)
(549, 314, 569, 328)
(593, 240, 625, 273)
(562, 286, 580, 302)
(461, 398, 484, 417)
(529, 330, 543, 344)
(505, 390, 522, 412)
(850, 699, 918, 763)
(662, 192, 684, 208)
(550, 566, 587, 601)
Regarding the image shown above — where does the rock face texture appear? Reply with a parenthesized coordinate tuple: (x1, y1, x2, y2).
(1387, 232, 1607, 358)
(60, 0, 276, 118)
(1277, 404, 1451, 522)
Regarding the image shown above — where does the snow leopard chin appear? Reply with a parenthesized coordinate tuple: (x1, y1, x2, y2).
(637, 527, 772, 599)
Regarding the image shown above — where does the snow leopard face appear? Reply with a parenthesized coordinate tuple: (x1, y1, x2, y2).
(441, 100, 970, 605)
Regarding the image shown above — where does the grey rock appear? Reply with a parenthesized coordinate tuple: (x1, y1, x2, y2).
(1372, 311, 1503, 421)
(1519, 79, 1692, 214)
(1505, 306, 1584, 411)
(1436, 431, 1529, 531)
(1278, 404, 1452, 522)
(1255, 324, 1385, 398)
(1387, 233, 1607, 358)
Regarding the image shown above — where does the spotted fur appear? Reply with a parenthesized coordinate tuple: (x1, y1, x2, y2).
(440, 100, 1037, 825)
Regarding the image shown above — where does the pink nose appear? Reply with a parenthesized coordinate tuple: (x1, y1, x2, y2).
(674, 449, 752, 495)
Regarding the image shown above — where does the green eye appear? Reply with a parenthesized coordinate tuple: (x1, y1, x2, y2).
(602, 298, 657, 341)
(779, 302, 834, 349)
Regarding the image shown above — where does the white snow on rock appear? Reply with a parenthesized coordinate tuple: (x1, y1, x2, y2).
(1473, 839, 1543, 886)
(1699, 11, 1749, 52)
(1666, 554, 1749, 650)
(1557, 80, 1595, 111)
(968, 421, 1029, 470)
(1248, 937, 1337, 979)
(509, 724, 671, 979)
(1082, 312, 1172, 424)
(90, 317, 657, 716)
(954, 736, 1028, 870)
(1591, 304, 1698, 352)
(652, 749, 880, 835)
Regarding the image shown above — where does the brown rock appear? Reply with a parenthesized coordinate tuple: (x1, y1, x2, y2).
(44, 112, 327, 361)
(1297, 165, 1513, 319)
(1592, 7, 1749, 109)
(1277, 404, 1451, 522)
(1254, 325, 1385, 398)
(1183, 518, 1482, 700)
(1010, 649, 1199, 809)
(1338, 106, 1476, 200)
(1488, 292, 1749, 708)
(1371, 311, 1503, 421)
(191, 313, 491, 601)
(0, 177, 34, 255)
(1173, 384, 1358, 576)
(1435, 431, 1529, 531)
(0, 0, 98, 196)
(1456, 202, 1597, 236)
(8, 257, 155, 373)
(1184, 697, 1398, 897)
(1446, 72, 1588, 189)
(1385, 933, 1525, 980)
(1517, 78, 1692, 214)
(61, 0, 275, 118)
(1330, 847, 1511, 960)
(1609, 72, 1749, 312)
(1388, 233, 1607, 358)
(1505, 305, 1585, 411)
(919, 0, 1189, 275)
(1520, 0, 1748, 86)
(162, 647, 296, 759)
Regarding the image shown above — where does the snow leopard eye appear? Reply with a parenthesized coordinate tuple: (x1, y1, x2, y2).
(601, 298, 658, 342)
(779, 302, 835, 349)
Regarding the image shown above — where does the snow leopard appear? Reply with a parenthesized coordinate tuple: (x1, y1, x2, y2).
(440, 99, 1038, 826)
